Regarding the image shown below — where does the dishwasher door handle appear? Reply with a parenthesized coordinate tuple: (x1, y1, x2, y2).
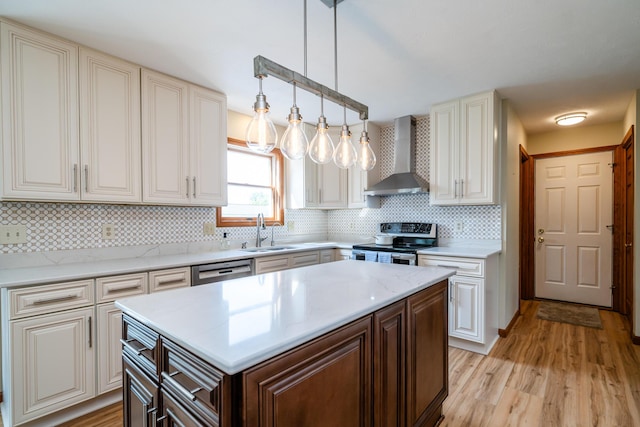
(198, 265, 252, 280)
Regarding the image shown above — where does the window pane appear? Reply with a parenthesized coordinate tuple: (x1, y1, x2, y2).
(221, 184, 273, 218)
(228, 150, 273, 185)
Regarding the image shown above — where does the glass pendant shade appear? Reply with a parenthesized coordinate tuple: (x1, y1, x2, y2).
(333, 124, 357, 169)
(309, 115, 335, 164)
(280, 85, 309, 160)
(246, 79, 278, 154)
(357, 131, 376, 171)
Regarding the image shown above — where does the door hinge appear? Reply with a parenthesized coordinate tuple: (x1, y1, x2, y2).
(608, 162, 617, 170)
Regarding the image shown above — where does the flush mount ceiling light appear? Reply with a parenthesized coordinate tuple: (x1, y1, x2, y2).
(245, 0, 376, 171)
(555, 112, 587, 126)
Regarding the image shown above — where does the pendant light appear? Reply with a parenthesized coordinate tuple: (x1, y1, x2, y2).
(246, 76, 278, 154)
(356, 120, 376, 171)
(280, 83, 309, 160)
(309, 95, 335, 164)
(333, 106, 357, 169)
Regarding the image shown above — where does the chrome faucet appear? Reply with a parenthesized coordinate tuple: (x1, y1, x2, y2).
(270, 222, 282, 246)
(256, 213, 267, 247)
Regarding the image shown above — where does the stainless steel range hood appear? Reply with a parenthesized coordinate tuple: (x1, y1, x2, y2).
(364, 115, 429, 196)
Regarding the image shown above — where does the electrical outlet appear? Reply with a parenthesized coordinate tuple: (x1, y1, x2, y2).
(102, 224, 115, 240)
(287, 221, 295, 232)
(349, 222, 355, 230)
(203, 222, 216, 235)
(0, 225, 27, 244)
(455, 221, 464, 232)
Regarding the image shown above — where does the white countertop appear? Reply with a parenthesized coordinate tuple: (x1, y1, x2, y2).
(0, 241, 352, 288)
(418, 246, 501, 258)
(116, 260, 454, 374)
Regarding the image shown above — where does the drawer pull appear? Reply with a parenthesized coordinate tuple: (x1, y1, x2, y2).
(156, 279, 184, 286)
(32, 294, 78, 305)
(162, 372, 198, 402)
(120, 338, 145, 355)
(437, 264, 459, 269)
(106, 283, 142, 293)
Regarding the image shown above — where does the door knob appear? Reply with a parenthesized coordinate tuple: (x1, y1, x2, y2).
(538, 228, 545, 235)
(537, 236, 545, 243)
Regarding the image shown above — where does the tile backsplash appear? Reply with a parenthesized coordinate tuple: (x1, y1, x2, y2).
(1, 115, 500, 256)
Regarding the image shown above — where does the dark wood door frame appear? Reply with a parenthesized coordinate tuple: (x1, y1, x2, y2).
(519, 145, 534, 300)
(519, 144, 619, 302)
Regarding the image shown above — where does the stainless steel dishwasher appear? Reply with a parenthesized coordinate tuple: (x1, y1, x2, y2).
(191, 259, 254, 285)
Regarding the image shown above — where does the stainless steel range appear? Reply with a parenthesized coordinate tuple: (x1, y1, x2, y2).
(352, 222, 437, 265)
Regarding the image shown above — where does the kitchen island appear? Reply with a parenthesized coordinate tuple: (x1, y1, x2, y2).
(116, 260, 454, 426)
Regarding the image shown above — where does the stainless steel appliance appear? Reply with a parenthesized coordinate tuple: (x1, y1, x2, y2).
(191, 259, 254, 285)
(352, 222, 437, 265)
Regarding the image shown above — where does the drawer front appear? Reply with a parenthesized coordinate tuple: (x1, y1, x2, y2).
(418, 255, 484, 278)
(290, 251, 319, 268)
(161, 338, 223, 426)
(255, 256, 290, 274)
(9, 279, 94, 319)
(122, 314, 160, 380)
(149, 267, 191, 293)
(96, 272, 148, 303)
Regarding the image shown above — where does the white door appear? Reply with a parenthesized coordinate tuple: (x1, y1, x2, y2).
(534, 151, 613, 306)
(449, 275, 484, 343)
(97, 303, 123, 394)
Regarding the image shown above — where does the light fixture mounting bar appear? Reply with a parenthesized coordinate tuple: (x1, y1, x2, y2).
(253, 55, 368, 120)
(319, 0, 344, 7)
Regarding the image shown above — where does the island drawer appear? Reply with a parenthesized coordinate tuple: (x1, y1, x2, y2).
(161, 338, 224, 426)
(96, 272, 148, 303)
(122, 314, 160, 380)
(8, 279, 94, 319)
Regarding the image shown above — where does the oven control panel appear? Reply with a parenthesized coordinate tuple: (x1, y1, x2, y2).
(380, 222, 436, 237)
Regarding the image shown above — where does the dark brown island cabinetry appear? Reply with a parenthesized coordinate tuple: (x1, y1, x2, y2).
(122, 280, 448, 426)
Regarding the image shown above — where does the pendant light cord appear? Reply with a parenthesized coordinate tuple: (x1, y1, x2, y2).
(334, 0, 338, 92)
(304, 0, 307, 77)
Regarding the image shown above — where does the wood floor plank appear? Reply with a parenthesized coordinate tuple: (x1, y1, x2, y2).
(488, 387, 543, 427)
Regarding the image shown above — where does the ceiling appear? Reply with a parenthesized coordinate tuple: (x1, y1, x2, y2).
(1, 0, 640, 134)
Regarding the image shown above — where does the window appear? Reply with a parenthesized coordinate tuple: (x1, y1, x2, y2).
(216, 138, 284, 227)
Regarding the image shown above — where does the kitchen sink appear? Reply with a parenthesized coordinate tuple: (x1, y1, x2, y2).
(242, 246, 295, 253)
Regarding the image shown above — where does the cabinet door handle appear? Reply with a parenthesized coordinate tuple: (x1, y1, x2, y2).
(449, 281, 453, 302)
(73, 164, 78, 192)
(32, 294, 78, 305)
(193, 177, 196, 198)
(454, 180, 458, 198)
(88, 316, 92, 348)
(84, 165, 89, 193)
(319, 188, 323, 203)
(185, 177, 190, 197)
(460, 179, 464, 198)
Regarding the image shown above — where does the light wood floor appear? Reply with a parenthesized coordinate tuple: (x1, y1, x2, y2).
(2, 300, 638, 427)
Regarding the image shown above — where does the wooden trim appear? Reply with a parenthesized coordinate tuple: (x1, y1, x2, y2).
(632, 335, 640, 346)
(498, 308, 520, 338)
(519, 145, 535, 300)
(531, 144, 618, 159)
(216, 138, 285, 227)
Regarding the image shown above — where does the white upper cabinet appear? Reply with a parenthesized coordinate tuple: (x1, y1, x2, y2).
(142, 69, 190, 204)
(189, 85, 227, 205)
(1, 20, 79, 200)
(347, 122, 380, 208)
(142, 69, 227, 206)
(1, 18, 227, 206)
(80, 48, 141, 202)
(429, 90, 499, 205)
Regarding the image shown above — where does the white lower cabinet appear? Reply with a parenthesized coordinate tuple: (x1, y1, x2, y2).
(320, 249, 335, 263)
(95, 272, 148, 395)
(255, 250, 320, 274)
(335, 248, 352, 260)
(3, 279, 97, 426)
(10, 306, 95, 425)
(419, 253, 498, 354)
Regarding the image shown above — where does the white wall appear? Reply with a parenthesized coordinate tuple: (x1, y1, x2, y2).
(500, 100, 527, 329)
(527, 121, 623, 155)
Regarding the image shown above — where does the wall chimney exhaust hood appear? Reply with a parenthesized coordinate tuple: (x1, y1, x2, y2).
(364, 115, 429, 196)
